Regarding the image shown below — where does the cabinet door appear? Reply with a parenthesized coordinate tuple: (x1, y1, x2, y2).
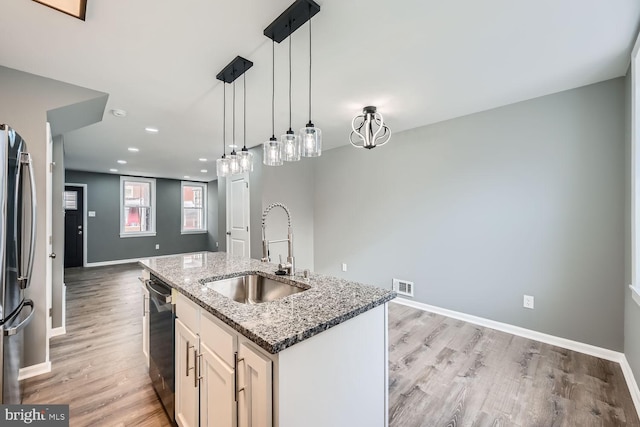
(141, 285, 149, 367)
(200, 341, 236, 427)
(238, 342, 272, 427)
(175, 319, 199, 427)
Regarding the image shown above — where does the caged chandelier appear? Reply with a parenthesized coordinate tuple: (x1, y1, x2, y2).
(349, 106, 391, 149)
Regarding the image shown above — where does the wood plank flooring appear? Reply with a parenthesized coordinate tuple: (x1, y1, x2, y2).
(388, 302, 640, 427)
(22, 264, 171, 427)
(21, 264, 640, 426)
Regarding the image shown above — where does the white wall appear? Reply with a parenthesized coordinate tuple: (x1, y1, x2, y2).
(0, 65, 106, 367)
(314, 78, 626, 351)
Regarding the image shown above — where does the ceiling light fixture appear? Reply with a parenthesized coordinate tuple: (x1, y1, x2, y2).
(128, 147, 139, 152)
(199, 158, 207, 162)
(238, 71, 254, 172)
(110, 168, 118, 172)
(349, 106, 391, 149)
(111, 109, 127, 118)
(200, 169, 208, 173)
(145, 127, 159, 134)
(117, 160, 127, 164)
(282, 28, 301, 162)
(263, 39, 283, 166)
(300, 4, 321, 157)
(264, 0, 321, 167)
(216, 56, 253, 177)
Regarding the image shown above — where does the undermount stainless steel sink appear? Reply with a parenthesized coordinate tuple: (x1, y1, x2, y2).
(205, 274, 308, 304)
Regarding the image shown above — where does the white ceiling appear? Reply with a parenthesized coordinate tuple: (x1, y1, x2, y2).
(1, 0, 639, 181)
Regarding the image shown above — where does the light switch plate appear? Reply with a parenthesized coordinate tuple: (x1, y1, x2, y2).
(88, 211, 96, 217)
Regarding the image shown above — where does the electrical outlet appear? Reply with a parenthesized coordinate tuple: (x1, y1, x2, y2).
(155, 244, 160, 250)
(523, 295, 534, 309)
(341, 263, 347, 272)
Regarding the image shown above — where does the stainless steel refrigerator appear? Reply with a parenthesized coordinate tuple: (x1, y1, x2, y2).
(0, 124, 36, 404)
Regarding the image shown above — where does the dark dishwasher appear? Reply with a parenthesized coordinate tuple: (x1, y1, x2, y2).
(146, 275, 175, 425)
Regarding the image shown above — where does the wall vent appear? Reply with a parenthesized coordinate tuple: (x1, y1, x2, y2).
(392, 278, 414, 297)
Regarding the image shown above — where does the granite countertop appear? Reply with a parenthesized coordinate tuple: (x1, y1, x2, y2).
(139, 251, 395, 354)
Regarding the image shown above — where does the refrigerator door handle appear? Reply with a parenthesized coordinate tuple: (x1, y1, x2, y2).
(16, 153, 36, 290)
(4, 300, 34, 336)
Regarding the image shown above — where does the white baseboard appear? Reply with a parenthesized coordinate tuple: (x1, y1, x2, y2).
(620, 356, 640, 420)
(50, 326, 66, 337)
(18, 361, 51, 381)
(85, 257, 142, 267)
(392, 298, 623, 362)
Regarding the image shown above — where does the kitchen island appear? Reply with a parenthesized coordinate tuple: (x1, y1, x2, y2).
(140, 251, 395, 427)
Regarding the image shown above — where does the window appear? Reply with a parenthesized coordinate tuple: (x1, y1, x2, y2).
(63, 191, 77, 210)
(120, 177, 156, 237)
(181, 181, 207, 233)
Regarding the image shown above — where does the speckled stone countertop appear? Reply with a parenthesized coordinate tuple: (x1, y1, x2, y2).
(139, 251, 395, 354)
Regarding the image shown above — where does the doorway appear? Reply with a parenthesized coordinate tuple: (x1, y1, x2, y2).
(63, 185, 85, 268)
(226, 173, 250, 257)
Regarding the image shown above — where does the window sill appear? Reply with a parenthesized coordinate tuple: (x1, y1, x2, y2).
(181, 230, 208, 235)
(120, 232, 156, 238)
(630, 285, 640, 307)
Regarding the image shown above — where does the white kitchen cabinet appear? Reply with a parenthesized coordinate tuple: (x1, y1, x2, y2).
(200, 340, 236, 427)
(175, 318, 199, 427)
(238, 340, 272, 427)
(174, 292, 388, 427)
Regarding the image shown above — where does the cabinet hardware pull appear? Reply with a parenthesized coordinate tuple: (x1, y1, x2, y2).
(235, 353, 246, 401)
(186, 341, 195, 377)
(194, 349, 201, 388)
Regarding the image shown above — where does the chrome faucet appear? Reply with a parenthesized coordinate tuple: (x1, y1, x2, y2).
(261, 202, 295, 276)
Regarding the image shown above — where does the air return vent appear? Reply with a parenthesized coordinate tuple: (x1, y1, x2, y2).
(392, 278, 414, 297)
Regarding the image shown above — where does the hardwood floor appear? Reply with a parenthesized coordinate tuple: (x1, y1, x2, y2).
(22, 264, 640, 426)
(23, 264, 171, 427)
(388, 302, 640, 427)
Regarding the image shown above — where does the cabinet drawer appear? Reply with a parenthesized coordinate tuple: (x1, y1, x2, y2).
(175, 293, 199, 333)
(200, 310, 236, 367)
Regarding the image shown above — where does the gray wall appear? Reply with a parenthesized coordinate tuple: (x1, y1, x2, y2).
(52, 136, 65, 330)
(314, 78, 626, 351)
(0, 65, 107, 367)
(624, 69, 640, 381)
(207, 180, 219, 251)
(65, 170, 209, 263)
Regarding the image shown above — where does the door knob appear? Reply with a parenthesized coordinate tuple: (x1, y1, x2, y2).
(49, 253, 56, 259)
(226, 231, 231, 236)
(78, 231, 83, 235)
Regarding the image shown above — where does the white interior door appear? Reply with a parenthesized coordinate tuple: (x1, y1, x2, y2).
(226, 173, 250, 258)
(45, 123, 53, 362)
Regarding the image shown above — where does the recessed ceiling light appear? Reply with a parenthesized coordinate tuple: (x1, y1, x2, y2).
(199, 158, 207, 162)
(184, 175, 190, 179)
(111, 109, 127, 118)
(110, 168, 118, 172)
(128, 147, 139, 152)
(117, 160, 127, 164)
(228, 144, 238, 149)
(200, 169, 208, 173)
(145, 127, 159, 134)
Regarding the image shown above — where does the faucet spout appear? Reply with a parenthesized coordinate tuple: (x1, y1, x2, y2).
(261, 202, 295, 276)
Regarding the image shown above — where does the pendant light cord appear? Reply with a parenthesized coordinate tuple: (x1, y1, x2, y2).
(232, 78, 236, 152)
(243, 71, 247, 149)
(223, 82, 226, 157)
(308, 8, 312, 123)
(271, 39, 275, 139)
(288, 27, 292, 131)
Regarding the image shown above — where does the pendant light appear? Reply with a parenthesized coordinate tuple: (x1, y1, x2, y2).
(282, 27, 301, 162)
(349, 106, 391, 149)
(300, 5, 321, 157)
(216, 83, 230, 177)
(264, 39, 284, 166)
(227, 78, 241, 175)
(238, 72, 254, 172)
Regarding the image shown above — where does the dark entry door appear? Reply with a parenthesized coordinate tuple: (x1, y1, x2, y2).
(64, 185, 84, 268)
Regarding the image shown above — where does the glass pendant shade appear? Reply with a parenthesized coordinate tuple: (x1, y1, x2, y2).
(282, 130, 300, 162)
(216, 156, 230, 177)
(300, 123, 322, 157)
(227, 152, 240, 175)
(263, 137, 283, 166)
(238, 149, 254, 173)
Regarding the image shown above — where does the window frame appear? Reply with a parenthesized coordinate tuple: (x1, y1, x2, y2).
(181, 181, 207, 234)
(120, 176, 157, 238)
